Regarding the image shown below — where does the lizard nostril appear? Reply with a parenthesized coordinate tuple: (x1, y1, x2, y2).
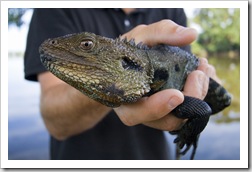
(49, 39, 58, 45)
(39, 47, 44, 55)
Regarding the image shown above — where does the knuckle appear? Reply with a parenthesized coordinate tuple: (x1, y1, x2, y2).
(201, 73, 209, 99)
(188, 70, 208, 100)
(118, 114, 135, 126)
(132, 24, 147, 34)
(122, 24, 147, 40)
(149, 109, 165, 120)
(159, 19, 174, 26)
(197, 69, 206, 76)
(163, 118, 182, 131)
(146, 97, 174, 121)
(200, 57, 208, 65)
(135, 24, 147, 30)
(149, 19, 176, 36)
(114, 107, 136, 126)
(190, 70, 205, 81)
(157, 19, 176, 32)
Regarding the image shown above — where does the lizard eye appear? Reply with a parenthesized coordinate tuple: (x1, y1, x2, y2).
(80, 40, 94, 50)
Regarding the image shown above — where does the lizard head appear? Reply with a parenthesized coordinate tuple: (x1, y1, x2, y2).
(39, 32, 153, 107)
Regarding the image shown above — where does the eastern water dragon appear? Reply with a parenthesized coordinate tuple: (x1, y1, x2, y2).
(39, 32, 231, 160)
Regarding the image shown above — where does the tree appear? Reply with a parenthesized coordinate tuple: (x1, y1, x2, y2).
(193, 8, 240, 55)
(8, 8, 30, 27)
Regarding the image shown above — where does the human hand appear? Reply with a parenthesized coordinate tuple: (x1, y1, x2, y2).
(114, 20, 219, 131)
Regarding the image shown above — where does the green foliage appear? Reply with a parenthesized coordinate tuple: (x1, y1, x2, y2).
(8, 8, 29, 27)
(207, 57, 240, 117)
(193, 9, 240, 54)
(191, 41, 207, 57)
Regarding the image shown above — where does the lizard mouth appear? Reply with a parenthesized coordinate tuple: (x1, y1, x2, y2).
(39, 42, 58, 66)
(40, 49, 54, 65)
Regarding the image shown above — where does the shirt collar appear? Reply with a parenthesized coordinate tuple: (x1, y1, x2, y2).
(112, 8, 148, 14)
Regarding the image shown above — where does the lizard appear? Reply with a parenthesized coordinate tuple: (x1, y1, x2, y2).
(39, 32, 232, 160)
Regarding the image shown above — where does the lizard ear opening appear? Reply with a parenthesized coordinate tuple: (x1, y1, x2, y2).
(121, 56, 143, 71)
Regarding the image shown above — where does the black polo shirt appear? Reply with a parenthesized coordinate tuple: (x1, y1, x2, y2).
(24, 8, 189, 160)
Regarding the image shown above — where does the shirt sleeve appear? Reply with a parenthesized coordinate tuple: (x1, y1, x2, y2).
(24, 9, 78, 81)
(173, 8, 188, 27)
(169, 8, 191, 52)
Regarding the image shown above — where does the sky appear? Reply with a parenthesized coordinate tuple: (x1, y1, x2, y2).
(8, 8, 196, 53)
(8, 9, 33, 52)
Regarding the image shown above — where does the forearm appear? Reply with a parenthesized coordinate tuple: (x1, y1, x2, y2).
(39, 73, 111, 140)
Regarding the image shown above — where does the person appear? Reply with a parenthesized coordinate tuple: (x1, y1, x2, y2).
(24, 8, 218, 160)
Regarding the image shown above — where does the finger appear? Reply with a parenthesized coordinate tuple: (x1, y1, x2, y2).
(183, 70, 209, 100)
(122, 20, 198, 47)
(198, 58, 213, 77)
(144, 113, 187, 131)
(197, 57, 208, 72)
(114, 89, 184, 126)
(147, 20, 198, 46)
(198, 58, 222, 84)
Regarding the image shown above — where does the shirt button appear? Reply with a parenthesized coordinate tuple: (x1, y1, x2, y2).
(124, 19, 130, 27)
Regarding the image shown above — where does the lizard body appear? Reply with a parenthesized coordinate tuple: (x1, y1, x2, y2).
(39, 32, 231, 160)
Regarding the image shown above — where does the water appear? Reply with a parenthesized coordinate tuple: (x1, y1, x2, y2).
(8, 57, 49, 160)
(8, 56, 240, 160)
(166, 115, 240, 160)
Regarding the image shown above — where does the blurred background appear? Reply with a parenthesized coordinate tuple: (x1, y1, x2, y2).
(8, 8, 240, 160)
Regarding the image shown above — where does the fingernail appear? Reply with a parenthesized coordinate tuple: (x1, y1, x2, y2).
(168, 96, 181, 109)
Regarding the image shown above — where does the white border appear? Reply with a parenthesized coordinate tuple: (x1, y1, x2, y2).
(1, 0, 248, 169)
